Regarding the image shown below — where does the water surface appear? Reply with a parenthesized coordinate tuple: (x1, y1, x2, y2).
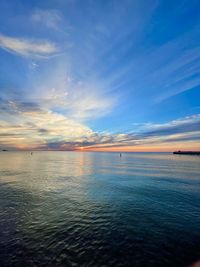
(0, 152, 200, 266)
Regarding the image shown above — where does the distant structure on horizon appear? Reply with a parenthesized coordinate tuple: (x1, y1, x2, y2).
(173, 151, 200, 155)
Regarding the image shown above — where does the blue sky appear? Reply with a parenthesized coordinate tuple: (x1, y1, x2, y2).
(0, 0, 200, 151)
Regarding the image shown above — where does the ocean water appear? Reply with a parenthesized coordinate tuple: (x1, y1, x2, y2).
(0, 152, 200, 267)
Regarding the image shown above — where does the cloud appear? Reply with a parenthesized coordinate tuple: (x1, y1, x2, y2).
(155, 76, 200, 103)
(0, 102, 199, 150)
(29, 65, 117, 121)
(149, 43, 200, 102)
(0, 98, 42, 115)
(0, 34, 58, 58)
(29, 61, 39, 70)
(79, 114, 200, 150)
(0, 98, 94, 150)
(66, 88, 116, 120)
(31, 9, 62, 30)
(140, 114, 200, 137)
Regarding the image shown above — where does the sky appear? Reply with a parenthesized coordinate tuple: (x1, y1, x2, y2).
(0, 0, 200, 151)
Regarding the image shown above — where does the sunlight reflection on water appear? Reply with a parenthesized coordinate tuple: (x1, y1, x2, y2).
(0, 152, 200, 266)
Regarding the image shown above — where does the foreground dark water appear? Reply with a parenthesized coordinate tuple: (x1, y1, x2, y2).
(0, 152, 200, 267)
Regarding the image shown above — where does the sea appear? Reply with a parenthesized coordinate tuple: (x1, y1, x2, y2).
(0, 151, 200, 267)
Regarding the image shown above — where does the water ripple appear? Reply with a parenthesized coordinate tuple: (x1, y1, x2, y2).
(0, 152, 200, 266)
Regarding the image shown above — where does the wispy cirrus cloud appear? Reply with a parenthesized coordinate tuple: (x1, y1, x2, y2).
(31, 9, 63, 30)
(0, 34, 58, 58)
(29, 64, 117, 121)
(136, 114, 200, 136)
(34, 86, 115, 120)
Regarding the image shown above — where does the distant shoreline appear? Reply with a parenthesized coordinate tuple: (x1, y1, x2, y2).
(1, 150, 200, 155)
(173, 151, 200, 155)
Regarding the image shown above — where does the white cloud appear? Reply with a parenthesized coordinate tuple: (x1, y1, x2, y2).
(29, 61, 39, 70)
(0, 34, 58, 58)
(65, 86, 116, 120)
(29, 64, 117, 121)
(0, 106, 94, 150)
(155, 77, 200, 103)
(0, 102, 199, 151)
(37, 85, 115, 120)
(137, 114, 200, 131)
(31, 9, 62, 30)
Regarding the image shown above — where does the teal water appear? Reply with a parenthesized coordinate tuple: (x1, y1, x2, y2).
(0, 152, 200, 266)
